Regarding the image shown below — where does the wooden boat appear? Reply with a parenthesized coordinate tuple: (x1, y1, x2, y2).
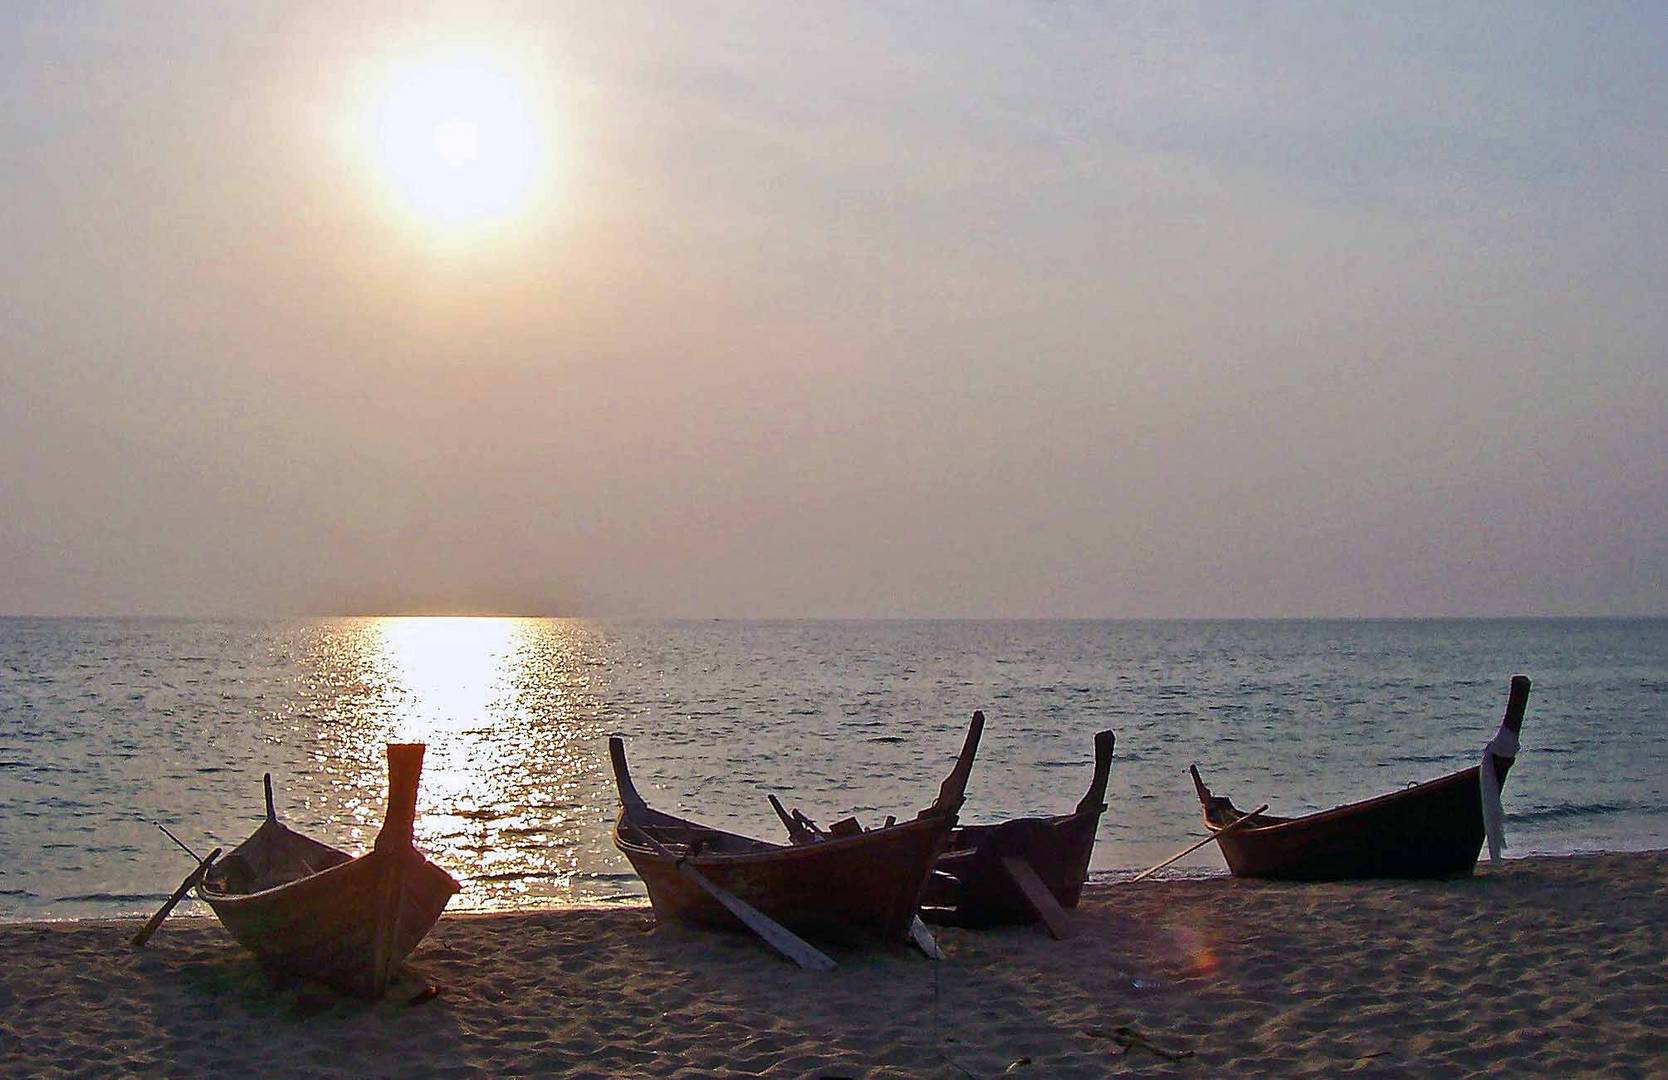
(1189, 676, 1531, 881)
(913, 729, 1115, 930)
(196, 744, 460, 998)
(610, 714, 983, 946)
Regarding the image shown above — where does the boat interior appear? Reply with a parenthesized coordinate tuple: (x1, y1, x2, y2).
(202, 819, 352, 897)
(1190, 767, 1292, 830)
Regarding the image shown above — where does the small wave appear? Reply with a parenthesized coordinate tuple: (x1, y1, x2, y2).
(449, 807, 509, 822)
(53, 892, 158, 904)
(867, 736, 905, 744)
(0, 889, 38, 898)
(1511, 801, 1630, 824)
(467, 871, 574, 883)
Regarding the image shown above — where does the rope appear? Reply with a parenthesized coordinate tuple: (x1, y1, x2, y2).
(931, 954, 980, 1080)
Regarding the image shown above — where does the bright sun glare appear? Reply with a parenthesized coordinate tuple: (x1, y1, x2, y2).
(357, 52, 548, 233)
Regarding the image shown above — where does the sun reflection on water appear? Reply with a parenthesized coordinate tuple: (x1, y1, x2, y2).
(307, 616, 622, 909)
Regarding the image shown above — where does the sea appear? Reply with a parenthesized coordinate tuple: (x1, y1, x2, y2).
(1, 617, 1664, 923)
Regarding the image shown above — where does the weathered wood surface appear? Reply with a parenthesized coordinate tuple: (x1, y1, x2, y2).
(195, 744, 460, 998)
(919, 729, 1114, 929)
(611, 714, 983, 948)
(999, 856, 1078, 940)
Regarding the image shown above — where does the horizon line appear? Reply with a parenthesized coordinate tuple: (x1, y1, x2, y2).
(1, 611, 1664, 622)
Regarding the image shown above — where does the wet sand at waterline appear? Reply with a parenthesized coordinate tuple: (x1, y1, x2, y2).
(3, 851, 1664, 1078)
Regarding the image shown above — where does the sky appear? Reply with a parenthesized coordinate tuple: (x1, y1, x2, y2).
(2, 2, 1664, 618)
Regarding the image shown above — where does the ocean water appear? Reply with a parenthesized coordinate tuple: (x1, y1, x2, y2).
(1, 617, 1663, 922)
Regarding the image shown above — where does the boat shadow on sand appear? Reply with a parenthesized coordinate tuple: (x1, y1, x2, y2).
(133, 918, 456, 1023)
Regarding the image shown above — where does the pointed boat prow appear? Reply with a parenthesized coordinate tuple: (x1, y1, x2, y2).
(926, 711, 984, 818)
(1481, 674, 1532, 791)
(609, 736, 649, 815)
(1189, 763, 1218, 813)
(375, 743, 425, 852)
(1189, 764, 1219, 816)
(1503, 674, 1531, 734)
(1075, 730, 1116, 815)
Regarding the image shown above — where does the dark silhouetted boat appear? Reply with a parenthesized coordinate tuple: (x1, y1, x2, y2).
(610, 714, 983, 946)
(196, 743, 460, 998)
(915, 729, 1114, 930)
(1189, 676, 1531, 881)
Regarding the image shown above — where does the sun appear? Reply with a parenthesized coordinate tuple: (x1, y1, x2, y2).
(354, 50, 550, 234)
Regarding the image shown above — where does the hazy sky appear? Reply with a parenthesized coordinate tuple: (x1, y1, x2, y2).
(2, 2, 1664, 618)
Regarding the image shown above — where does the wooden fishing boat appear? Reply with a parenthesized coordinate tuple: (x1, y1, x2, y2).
(1189, 676, 1531, 881)
(913, 729, 1115, 930)
(196, 743, 460, 998)
(610, 714, 983, 946)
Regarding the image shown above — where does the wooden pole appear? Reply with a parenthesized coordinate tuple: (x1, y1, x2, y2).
(632, 825, 838, 972)
(132, 848, 221, 948)
(156, 823, 201, 861)
(1130, 805, 1270, 883)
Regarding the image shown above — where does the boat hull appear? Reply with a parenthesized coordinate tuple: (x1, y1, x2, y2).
(919, 728, 1113, 926)
(1211, 766, 1494, 881)
(200, 846, 458, 998)
(616, 813, 952, 945)
(920, 809, 1101, 925)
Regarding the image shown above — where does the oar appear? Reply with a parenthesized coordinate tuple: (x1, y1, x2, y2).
(131, 847, 221, 948)
(1130, 805, 1269, 883)
(631, 828, 837, 972)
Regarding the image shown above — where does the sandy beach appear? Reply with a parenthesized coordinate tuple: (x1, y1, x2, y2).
(4, 850, 1666, 1078)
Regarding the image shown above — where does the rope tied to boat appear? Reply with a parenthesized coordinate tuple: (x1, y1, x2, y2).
(1480, 725, 1519, 863)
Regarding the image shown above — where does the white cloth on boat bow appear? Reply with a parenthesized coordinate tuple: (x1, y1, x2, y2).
(1479, 725, 1519, 863)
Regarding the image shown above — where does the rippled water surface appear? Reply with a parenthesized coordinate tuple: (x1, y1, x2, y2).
(2, 617, 1664, 921)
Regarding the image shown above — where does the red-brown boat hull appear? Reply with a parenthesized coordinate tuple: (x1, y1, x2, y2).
(920, 729, 1113, 926)
(610, 715, 983, 949)
(1208, 766, 1497, 881)
(920, 809, 1102, 925)
(617, 813, 951, 944)
(1195, 676, 1529, 883)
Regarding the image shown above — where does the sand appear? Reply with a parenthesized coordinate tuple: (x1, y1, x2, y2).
(4, 851, 1666, 1078)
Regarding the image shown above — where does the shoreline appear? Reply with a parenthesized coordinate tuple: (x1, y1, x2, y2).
(11, 842, 1666, 928)
(4, 850, 1666, 1077)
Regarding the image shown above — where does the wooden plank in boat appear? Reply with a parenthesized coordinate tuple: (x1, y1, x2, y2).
(1000, 856, 1077, 940)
